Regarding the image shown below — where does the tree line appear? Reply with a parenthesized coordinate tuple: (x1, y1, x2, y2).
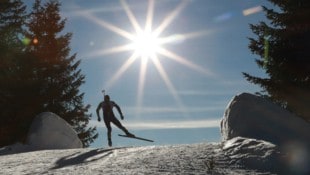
(244, 0, 310, 122)
(0, 0, 98, 147)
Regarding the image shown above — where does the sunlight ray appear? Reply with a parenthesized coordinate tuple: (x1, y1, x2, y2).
(151, 57, 186, 113)
(153, 0, 188, 37)
(73, 1, 213, 116)
(158, 30, 212, 45)
(82, 11, 135, 40)
(120, 0, 142, 34)
(105, 53, 139, 90)
(85, 44, 133, 58)
(137, 58, 148, 116)
(145, 0, 154, 32)
(158, 48, 213, 76)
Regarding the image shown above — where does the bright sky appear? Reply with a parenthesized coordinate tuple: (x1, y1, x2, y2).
(28, 0, 273, 147)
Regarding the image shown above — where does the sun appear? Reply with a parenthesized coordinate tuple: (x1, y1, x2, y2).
(131, 30, 160, 60)
(77, 0, 213, 115)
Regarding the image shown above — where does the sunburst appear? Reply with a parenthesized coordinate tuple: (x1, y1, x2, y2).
(76, 0, 213, 115)
(131, 30, 160, 60)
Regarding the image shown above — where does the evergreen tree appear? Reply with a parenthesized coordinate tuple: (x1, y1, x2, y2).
(0, 0, 26, 47)
(25, 0, 98, 147)
(0, 0, 97, 147)
(0, 0, 34, 146)
(243, 0, 310, 121)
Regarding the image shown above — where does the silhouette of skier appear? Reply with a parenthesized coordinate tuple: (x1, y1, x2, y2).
(96, 95, 134, 147)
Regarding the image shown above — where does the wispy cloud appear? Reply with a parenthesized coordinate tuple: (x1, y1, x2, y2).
(90, 118, 220, 130)
(123, 106, 223, 115)
(63, 6, 123, 18)
(177, 90, 234, 96)
(62, 2, 141, 18)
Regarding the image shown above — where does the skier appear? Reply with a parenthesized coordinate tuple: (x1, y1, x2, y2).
(96, 95, 134, 147)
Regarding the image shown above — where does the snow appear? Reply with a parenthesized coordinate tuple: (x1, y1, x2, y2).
(0, 143, 269, 174)
(26, 112, 83, 149)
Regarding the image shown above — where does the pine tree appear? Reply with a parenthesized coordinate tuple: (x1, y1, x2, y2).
(243, 0, 310, 121)
(26, 0, 98, 147)
(0, 0, 34, 146)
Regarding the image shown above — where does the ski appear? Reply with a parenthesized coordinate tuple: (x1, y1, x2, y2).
(118, 134, 154, 142)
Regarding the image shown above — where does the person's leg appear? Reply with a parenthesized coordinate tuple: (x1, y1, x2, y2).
(111, 117, 135, 137)
(104, 118, 112, 146)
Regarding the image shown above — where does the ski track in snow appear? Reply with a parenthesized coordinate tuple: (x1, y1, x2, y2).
(0, 143, 269, 175)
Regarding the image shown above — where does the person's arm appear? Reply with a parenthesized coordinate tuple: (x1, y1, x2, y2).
(96, 102, 102, 121)
(113, 102, 124, 120)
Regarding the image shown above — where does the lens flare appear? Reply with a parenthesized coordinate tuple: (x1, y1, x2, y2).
(243, 6, 263, 16)
(33, 38, 39, 44)
(21, 37, 31, 45)
(214, 12, 233, 23)
(264, 36, 269, 68)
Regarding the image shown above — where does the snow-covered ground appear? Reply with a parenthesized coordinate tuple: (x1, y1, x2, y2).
(0, 142, 270, 175)
(2, 93, 309, 174)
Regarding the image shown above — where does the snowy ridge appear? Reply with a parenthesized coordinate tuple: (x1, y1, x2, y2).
(0, 143, 268, 175)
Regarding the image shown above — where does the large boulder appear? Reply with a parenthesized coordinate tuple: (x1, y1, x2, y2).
(220, 93, 310, 174)
(26, 112, 83, 149)
(220, 93, 310, 147)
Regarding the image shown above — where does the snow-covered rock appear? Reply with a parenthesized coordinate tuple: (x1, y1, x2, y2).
(220, 93, 310, 174)
(223, 137, 310, 174)
(220, 92, 310, 147)
(26, 112, 82, 149)
(223, 137, 283, 174)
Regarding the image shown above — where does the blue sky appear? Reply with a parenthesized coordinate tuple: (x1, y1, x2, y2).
(28, 0, 273, 147)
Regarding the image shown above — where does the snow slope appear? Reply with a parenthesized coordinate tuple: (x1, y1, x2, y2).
(2, 93, 309, 174)
(0, 143, 268, 175)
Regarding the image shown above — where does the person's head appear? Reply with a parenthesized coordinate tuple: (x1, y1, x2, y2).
(104, 95, 110, 102)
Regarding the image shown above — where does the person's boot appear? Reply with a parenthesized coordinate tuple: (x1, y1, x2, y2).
(108, 138, 112, 147)
(122, 127, 135, 137)
(125, 131, 135, 137)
